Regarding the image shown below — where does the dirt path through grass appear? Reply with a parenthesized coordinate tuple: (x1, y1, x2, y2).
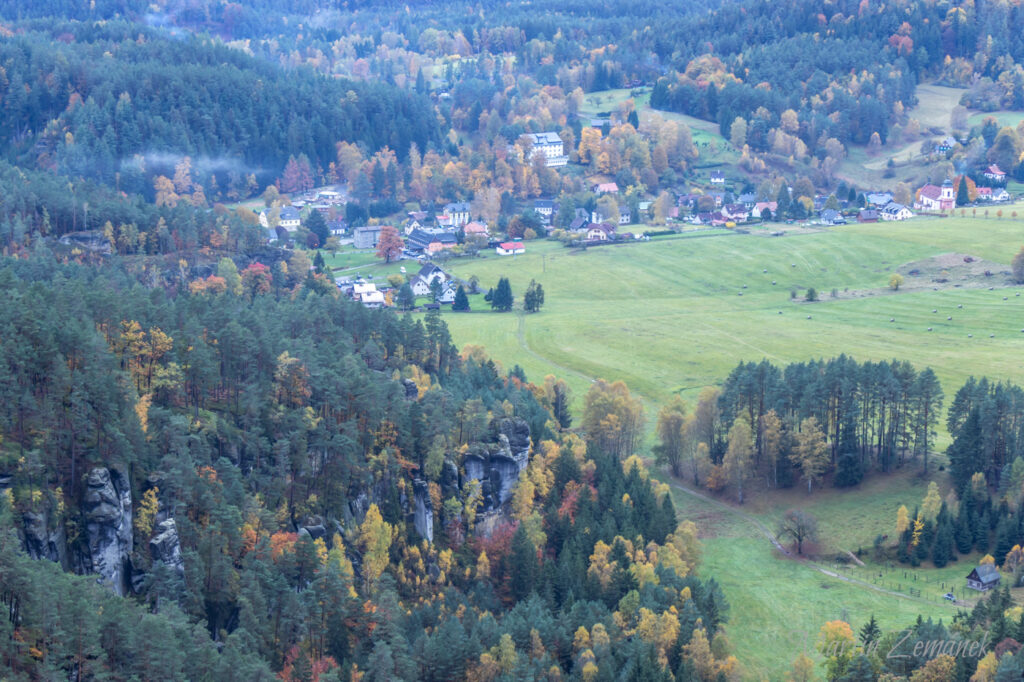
(663, 478, 939, 606)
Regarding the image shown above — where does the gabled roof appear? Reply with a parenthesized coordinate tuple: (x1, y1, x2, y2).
(499, 241, 524, 250)
(280, 206, 300, 221)
(918, 184, 942, 200)
(417, 263, 447, 280)
(969, 564, 1001, 582)
(443, 201, 470, 213)
(882, 202, 909, 214)
(987, 164, 1006, 175)
(586, 222, 616, 236)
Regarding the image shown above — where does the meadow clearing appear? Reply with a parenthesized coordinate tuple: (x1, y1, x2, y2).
(412, 215, 1024, 677)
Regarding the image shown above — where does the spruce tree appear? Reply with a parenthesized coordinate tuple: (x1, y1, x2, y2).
(491, 277, 513, 311)
(932, 521, 954, 567)
(956, 177, 970, 207)
(955, 505, 974, 554)
(509, 523, 538, 600)
(948, 408, 984, 492)
(452, 285, 469, 311)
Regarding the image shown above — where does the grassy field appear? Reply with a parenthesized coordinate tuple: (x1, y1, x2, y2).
(437, 219, 1024, 412)
(664, 478, 958, 677)
(413, 216, 1024, 678)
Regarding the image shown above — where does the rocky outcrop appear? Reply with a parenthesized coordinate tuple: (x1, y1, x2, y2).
(83, 467, 133, 596)
(412, 479, 433, 542)
(463, 417, 532, 514)
(402, 378, 418, 400)
(22, 510, 67, 568)
(149, 519, 185, 578)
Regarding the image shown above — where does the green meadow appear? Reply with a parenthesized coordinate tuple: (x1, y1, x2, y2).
(345, 216, 1024, 678)
(428, 216, 1024, 678)
(437, 219, 1024, 411)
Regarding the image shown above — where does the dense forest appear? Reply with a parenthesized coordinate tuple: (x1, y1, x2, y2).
(0, 255, 732, 680)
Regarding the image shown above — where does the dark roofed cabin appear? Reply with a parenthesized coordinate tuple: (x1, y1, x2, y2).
(966, 564, 1001, 591)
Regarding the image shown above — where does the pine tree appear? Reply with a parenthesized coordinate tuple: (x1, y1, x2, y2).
(833, 417, 862, 487)
(955, 502, 974, 554)
(956, 176, 970, 207)
(509, 523, 538, 601)
(491, 277, 513, 312)
(523, 280, 545, 312)
(948, 408, 984, 491)
(932, 520, 954, 567)
(452, 285, 469, 311)
(858, 615, 880, 646)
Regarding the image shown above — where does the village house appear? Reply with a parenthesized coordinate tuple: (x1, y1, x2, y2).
(259, 206, 301, 232)
(518, 132, 568, 167)
(436, 281, 459, 304)
(407, 228, 457, 254)
(976, 186, 993, 201)
(993, 188, 1011, 202)
(914, 181, 955, 211)
(966, 564, 1001, 591)
(737, 192, 758, 208)
(496, 241, 525, 256)
(709, 170, 725, 185)
(935, 136, 957, 154)
(463, 221, 489, 237)
(586, 222, 616, 241)
(857, 208, 879, 223)
(351, 281, 384, 308)
(865, 192, 894, 207)
(353, 225, 383, 249)
(316, 189, 344, 204)
(442, 202, 471, 227)
(984, 165, 1006, 183)
(533, 199, 556, 219)
(619, 208, 631, 225)
(723, 204, 749, 222)
(594, 182, 619, 195)
(818, 208, 845, 225)
(410, 265, 455, 299)
(880, 202, 914, 221)
(751, 201, 777, 219)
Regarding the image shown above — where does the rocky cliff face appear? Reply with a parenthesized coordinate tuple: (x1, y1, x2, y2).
(83, 467, 133, 596)
(149, 518, 185, 577)
(22, 510, 68, 568)
(463, 416, 531, 514)
(412, 479, 433, 542)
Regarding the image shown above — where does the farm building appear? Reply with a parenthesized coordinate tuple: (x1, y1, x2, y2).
(966, 564, 1001, 591)
(880, 202, 914, 221)
(496, 242, 525, 256)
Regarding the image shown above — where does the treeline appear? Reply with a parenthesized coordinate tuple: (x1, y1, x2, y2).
(0, 158, 275, 253)
(809, 587, 1024, 680)
(654, 357, 945, 501)
(0, 254, 734, 680)
(0, 22, 442, 194)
